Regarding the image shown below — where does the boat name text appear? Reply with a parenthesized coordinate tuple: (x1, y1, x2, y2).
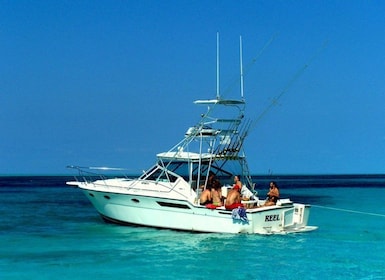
(265, 214, 280, 222)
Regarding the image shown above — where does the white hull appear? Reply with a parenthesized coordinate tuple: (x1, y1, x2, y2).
(71, 179, 316, 234)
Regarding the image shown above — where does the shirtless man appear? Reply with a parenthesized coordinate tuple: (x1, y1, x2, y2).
(264, 181, 280, 206)
(225, 185, 243, 210)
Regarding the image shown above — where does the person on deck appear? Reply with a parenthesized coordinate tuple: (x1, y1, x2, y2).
(211, 180, 223, 206)
(200, 171, 216, 190)
(225, 184, 243, 210)
(263, 181, 280, 206)
(199, 185, 212, 205)
(234, 175, 250, 202)
(233, 175, 242, 189)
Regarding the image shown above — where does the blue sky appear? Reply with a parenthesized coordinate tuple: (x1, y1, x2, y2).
(1, 0, 385, 175)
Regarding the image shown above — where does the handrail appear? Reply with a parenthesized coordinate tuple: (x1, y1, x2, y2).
(66, 165, 131, 183)
(67, 165, 192, 199)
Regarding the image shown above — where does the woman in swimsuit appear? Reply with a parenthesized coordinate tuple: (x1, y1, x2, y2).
(200, 185, 212, 205)
(211, 180, 223, 206)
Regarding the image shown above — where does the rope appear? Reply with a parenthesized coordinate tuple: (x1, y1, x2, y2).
(313, 205, 385, 218)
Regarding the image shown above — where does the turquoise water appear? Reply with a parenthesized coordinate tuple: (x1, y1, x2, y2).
(1, 176, 385, 279)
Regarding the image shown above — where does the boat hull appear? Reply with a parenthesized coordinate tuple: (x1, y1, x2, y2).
(80, 188, 316, 234)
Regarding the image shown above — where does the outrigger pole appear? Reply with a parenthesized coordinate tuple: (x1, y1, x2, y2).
(239, 35, 244, 100)
(216, 32, 220, 100)
(215, 33, 277, 100)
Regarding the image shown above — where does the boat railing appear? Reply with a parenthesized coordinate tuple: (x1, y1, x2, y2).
(66, 165, 132, 184)
(67, 165, 194, 198)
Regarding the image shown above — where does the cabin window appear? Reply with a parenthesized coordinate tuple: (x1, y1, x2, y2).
(145, 167, 178, 182)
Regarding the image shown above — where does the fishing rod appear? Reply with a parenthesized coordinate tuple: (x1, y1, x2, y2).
(214, 119, 252, 172)
(212, 118, 240, 156)
(231, 118, 252, 155)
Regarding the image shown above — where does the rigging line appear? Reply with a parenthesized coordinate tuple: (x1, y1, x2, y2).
(248, 39, 329, 134)
(243, 33, 278, 78)
(313, 205, 385, 218)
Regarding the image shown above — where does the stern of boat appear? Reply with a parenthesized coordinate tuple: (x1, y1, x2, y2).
(281, 203, 316, 232)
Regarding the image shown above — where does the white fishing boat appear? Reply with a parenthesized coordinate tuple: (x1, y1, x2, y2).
(67, 36, 317, 234)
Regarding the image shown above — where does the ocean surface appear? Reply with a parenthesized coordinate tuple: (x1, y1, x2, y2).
(1, 175, 385, 279)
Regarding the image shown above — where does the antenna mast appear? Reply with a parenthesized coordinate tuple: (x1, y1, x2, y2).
(239, 35, 244, 99)
(216, 32, 220, 99)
